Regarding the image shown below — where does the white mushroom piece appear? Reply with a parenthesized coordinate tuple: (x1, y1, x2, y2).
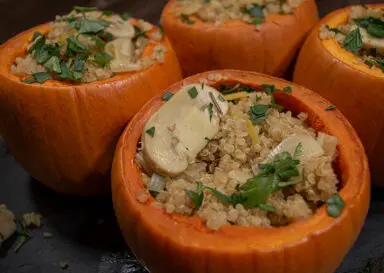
(142, 84, 229, 177)
(0, 205, 16, 248)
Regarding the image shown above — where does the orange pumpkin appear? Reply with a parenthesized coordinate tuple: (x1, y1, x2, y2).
(0, 22, 182, 196)
(293, 4, 384, 186)
(160, 0, 319, 77)
(112, 70, 370, 273)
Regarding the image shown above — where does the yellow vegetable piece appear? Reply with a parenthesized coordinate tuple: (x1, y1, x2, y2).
(224, 92, 249, 101)
(246, 120, 259, 144)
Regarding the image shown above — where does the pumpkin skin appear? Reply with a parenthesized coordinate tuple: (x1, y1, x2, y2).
(0, 22, 182, 196)
(160, 0, 319, 77)
(112, 70, 370, 273)
(293, 4, 384, 186)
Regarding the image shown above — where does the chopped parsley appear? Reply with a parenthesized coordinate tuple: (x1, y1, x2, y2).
(146, 126, 155, 137)
(188, 86, 199, 98)
(249, 104, 269, 124)
(293, 142, 302, 158)
(325, 24, 343, 34)
(208, 103, 214, 121)
(185, 182, 205, 210)
(325, 105, 336, 111)
(283, 86, 292, 93)
(161, 92, 174, 101)
(220, 83, 241, 94)
(326, 193, 345, 217)
(93, 52, 113, 68)
(343, 28, 362, 54)
(44, 56, 61, 73)
(22, 72, 52, 84)
(133, 26, 147, 40)
(180, 14, 195, 25)
(190, 148, 302, 209)
(258, 204, 276, 212)
(121, 12, 132, 21)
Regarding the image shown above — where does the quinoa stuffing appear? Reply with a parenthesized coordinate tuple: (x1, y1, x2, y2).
(172, 0, 303, 26)
(137, 81, 344, 231)
(319, 5, 384, 72)
(12, 6, 166, 84)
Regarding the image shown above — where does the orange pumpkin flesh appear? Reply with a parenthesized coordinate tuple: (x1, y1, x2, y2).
(160, 0, 319, 77)
(0, 22, 182, 196)
(293, 4, 384, 186)
(112, 70, 370, 273)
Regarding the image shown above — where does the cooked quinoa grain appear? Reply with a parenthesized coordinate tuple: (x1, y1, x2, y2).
(138, 83, 341, 231)
(172, 0, 304, 25)
(319, 6, 384, 72)
(12, 7, 166, 83)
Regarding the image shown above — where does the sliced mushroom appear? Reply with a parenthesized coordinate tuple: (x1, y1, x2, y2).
(0, 205, 16, 248)
(142, 84, 228, 177)
(264, 133, 324, 163)
(106, 21, 135, 39)
(359, 27, 384, 55)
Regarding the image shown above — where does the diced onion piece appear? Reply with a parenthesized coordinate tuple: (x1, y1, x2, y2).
(224, 92, 250, 101)
(147, 173, 165, 193)
(246, 120, 259, 144)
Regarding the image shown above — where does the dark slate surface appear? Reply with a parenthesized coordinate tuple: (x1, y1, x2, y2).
(1, 0, 384, 272)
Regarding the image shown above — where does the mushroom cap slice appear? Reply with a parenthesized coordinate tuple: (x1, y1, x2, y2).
(142, 84, 228, 177)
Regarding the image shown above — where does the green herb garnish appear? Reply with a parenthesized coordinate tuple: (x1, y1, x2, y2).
(34, 43, 60, 64)
(65, 35, 88, 58)
(355, 17, 384, 38)
(249, 104, 269, 124)
(77, 19, 110, 34)
(44, 56, 61, 73)
(133, 26, 147, 40)
(180, 14, 195, 25)
(32, 72, 52, 83)
(146, 126, 155, 137)
(74, 6, 98, 12)
(93, 52, 113, 68)
(208, 103, 213, 121)
(252, 17, 264, 25)
(188, 86, 198, 98)
(220, 83, 240, 94)
(283, 86, 292, 93)
(325, 24, 343, 34)
(343, 28, 363, 54)
(102, 11, 113, 17)
(244, 4, 264, 18)
(326, 193, 345, 217)
(73, 54, 88, 72)
(185, 182, 205, 210)
(293, 142, 302, 158)
(258, 204, 276, 212)
(325, 105, 336, 111)
(14, 219, 32, 253)
(260, 84, 276, 94)
(162, 92, 174, 101)
(32, 31, 43, 41)
(121, 12, 132, 21)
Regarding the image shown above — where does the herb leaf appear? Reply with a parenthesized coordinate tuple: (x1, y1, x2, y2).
(133, 26, 147, 40)
(208, 103, 213, 121)
(146, 126, 155, 137)
(185, 182, 205, 211)
(77, 19, 110, 34)
(32, 72, 52, 83)
(355, 17, 384, 38)
(121, 12, 132, 21)
(44, 56, 61, 73)
(326, 193, 345, 217)
(325, 105, 336, 111)
(283, 86, 292, 93)
(325, 24, 343, 34)
(93, 52, 113, 68)
(161, 92, 174, 101)
(180, 14, 195, 25)
(220, 83, 240, 95)
(188, 86, 198, 98)
(74, 6, 98, 12)
(244, 4, 264, 18)
(66, 35, 88, 58)
(343, 28, 363, 54)
(73, 54, 88, 72)
(35, 44, 60, 64)
(249, 104, 269, 124)
(258, 204, 276, 212)
(293, 143, 302, 158)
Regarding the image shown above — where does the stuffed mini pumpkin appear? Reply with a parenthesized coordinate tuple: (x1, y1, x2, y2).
(112, 70, 370, 273)
(160, 0, 319, 77)
(294, 4, 384, 186)
(0, 7, 182, 195)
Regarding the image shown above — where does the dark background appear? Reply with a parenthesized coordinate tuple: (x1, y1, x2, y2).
(1, 0, 384, 273)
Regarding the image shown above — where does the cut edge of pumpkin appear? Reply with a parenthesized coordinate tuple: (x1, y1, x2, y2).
(113, 70, 370, 252)
(320, 4, 384, 79)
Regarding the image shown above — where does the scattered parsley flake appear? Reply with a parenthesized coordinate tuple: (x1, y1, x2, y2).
(146, 126, 155, 137)
(325, 105, 336, 111)
(162, 92, 174, 101)
(188, 86, 198, 98)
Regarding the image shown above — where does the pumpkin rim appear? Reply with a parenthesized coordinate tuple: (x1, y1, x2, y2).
(0, 20, 171, 89)
(113, 70, 370, 251)
(317, 4, 384, 79)
(162, 0, 312, 29)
